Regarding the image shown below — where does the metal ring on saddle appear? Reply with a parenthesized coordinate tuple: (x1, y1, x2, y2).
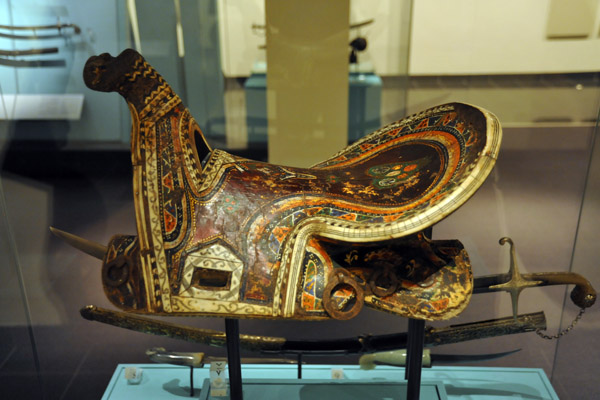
(102, 255, 130, 287)
(323, 268, 365, 320)
(369, 265, 400, 297)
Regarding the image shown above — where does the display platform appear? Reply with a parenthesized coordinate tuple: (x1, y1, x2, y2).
(101, 364, 559, 400)
(197, 378, 446, 400)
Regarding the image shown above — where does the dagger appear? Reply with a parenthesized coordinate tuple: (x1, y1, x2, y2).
(359, 348, 520, 370)
(145, 347, 298, 397)
(146, 347, 298, 367)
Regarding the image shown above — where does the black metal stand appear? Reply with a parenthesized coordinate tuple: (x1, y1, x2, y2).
(402, 227, 433, 399)
(225, 319, 243, 400)
(297, 353, 303, 379)
(405, 318, 426, 400)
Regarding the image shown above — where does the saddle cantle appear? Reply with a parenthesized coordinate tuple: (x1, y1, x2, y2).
(82, 49, 502, 321)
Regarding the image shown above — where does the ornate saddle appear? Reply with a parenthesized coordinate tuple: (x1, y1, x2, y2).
(82, 49, 501, 321)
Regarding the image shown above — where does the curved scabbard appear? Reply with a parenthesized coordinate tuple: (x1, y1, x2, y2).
(80, 305, 284, 352)
(80, 305, 545, 355)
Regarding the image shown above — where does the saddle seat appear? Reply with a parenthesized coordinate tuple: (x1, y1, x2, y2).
(82, 49, 502, 322)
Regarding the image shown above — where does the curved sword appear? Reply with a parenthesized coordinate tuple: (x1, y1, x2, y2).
(80, 305, 546, 355)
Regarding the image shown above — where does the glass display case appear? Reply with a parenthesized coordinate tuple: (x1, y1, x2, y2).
(1, 0, 599, 399)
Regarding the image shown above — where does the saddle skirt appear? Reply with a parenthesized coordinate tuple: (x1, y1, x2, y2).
(84, 49, 502, 321)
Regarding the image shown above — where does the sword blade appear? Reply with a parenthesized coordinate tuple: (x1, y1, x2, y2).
(49, 227, 107, 260)
(430, 348, 520, 364)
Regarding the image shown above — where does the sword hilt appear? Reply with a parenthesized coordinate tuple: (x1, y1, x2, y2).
(526, 272, 596, 309)
(473, 237, 597, 317)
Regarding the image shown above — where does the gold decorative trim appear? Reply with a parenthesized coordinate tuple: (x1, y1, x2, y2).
(194, 149, 239, 196)
(145, 123, 172, 312)
(170, 296, 272, 316)
(129, 104, 156, 313)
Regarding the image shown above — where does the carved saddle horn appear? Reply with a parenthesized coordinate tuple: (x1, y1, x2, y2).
(75, 49, 501, 321)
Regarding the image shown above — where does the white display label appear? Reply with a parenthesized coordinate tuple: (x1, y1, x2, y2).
(123, 367, 143, 384)
(331, 368, 344, 379)
(209, 361, 228, 397)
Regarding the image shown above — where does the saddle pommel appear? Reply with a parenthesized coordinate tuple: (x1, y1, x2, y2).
(84, 49, 174, 116)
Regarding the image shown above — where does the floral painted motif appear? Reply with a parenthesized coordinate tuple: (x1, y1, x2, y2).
(222, 195, 240, 214)
(367, 156, 431, 190)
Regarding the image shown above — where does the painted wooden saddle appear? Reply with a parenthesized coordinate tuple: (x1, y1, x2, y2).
(81, 49, 501, 321)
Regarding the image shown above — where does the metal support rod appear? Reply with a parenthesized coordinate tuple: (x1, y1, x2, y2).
(297, 353, 302, 379)
(189, 366, 194, 397)
(406, 318, 425, 400)
(225, 319, 243, 400)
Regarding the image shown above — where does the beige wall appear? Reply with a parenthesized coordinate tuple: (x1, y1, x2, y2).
(410, 0, 600, 75)
(220, 0, 600, 77)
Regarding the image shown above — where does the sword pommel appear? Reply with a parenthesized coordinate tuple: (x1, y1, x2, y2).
(518, 271, 596, 309)
(572, 286, 596, 308)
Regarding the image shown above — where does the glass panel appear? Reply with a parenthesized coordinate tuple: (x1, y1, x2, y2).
(1, 1, 598, 399)
(0, 1, 409, 398)
(551, 105, 600, 399)
(0, 179, 44, 399)
(408, 4, 600, 399)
